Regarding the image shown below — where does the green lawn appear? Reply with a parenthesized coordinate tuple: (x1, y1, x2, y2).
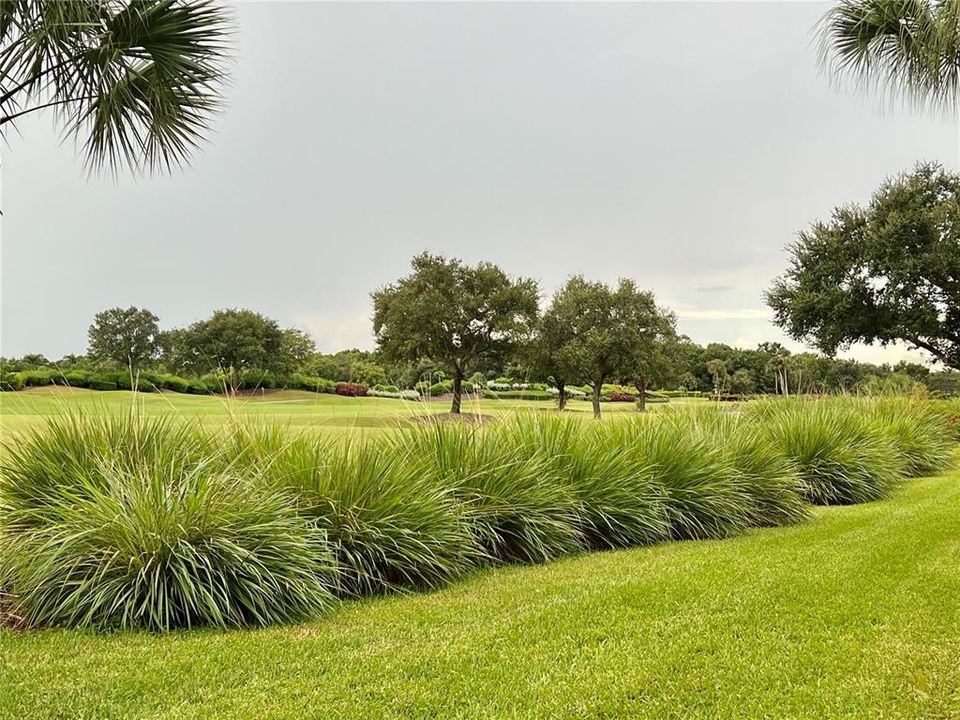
(0, 387, 668, 436)
(2, 469, 958, 719)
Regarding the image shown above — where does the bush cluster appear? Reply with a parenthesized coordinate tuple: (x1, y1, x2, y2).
(334, 382, 369, 397)
(0, 397, 953, 632)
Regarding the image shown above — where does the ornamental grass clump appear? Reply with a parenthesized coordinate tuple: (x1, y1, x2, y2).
(396, 421, 583, 564)
(608, 416, 753, 540)
(497, 414, 670, 549)
(227, 427, 476, 596)
(748, 399, 905, 505)
(661, 406, 808, 527)
(859, 397, 955, 477)
(0, 417, 335, 631)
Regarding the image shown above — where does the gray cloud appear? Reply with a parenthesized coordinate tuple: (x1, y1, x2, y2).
(2, 2, 956, 361)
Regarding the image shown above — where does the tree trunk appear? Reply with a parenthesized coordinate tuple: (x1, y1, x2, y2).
(636, 378, 647, 412)
(591, 382, 602, 419)
(450, 367, 463, 414)
(556, 379, 567, 411)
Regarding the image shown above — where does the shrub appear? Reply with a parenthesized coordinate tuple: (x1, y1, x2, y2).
(19, 369, 54, 387)
(368, 388, 420, 401)
(607, 392, 636, 403)
(861, 397, 955, 477)
(1, 372, 24, 391)
(0, 417, 335, 630)
(485, 390, 553, 401)
(88, 378, 119, 391)
(291, 374, 336, 394)
(335, 382, 368, 397)
(662, 407, 807, 527)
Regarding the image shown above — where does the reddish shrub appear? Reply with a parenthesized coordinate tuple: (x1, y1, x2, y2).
(335, 382, 368, 397)
(607, 392, 636, 403)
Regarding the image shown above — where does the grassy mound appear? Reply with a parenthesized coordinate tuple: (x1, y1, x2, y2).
(861, 397, 955, 477)
(746, 399, 905, 505)
(226, 427, 476, 596)
(499, 414, 670, 549)
(0, 418, 334, 630)
(397, 422, 583, 564)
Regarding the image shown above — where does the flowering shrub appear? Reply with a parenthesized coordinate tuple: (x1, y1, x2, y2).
(335, 382, 368, 397)
(607, 392, 636, 403)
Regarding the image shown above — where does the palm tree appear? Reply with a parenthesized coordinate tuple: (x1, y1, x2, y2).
(0, 0, 231, 174)
(820, 0, 960, 109)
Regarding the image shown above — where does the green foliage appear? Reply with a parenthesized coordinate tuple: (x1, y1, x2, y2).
(172, 309, 288, 384)
(373, 253, 539, 413)
(747, 399, 906, 505)
(821, 0, 959, 110)
(768, 163, 960, 371)
(0, 398, 952, 632)
(86, 307, 160, 372)
(0, 417, 335, 630)
(861, 397, 955, 477)
(539, 276, 672, 416)
(502, 414, 670, 549)
(0, 0, 232, 174)
(227, 430, 476, 596)
(397, 422, 583, 564)
(608, 418, 754, 540)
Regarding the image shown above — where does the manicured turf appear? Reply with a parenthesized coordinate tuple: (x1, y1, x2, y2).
(0, 387, 668, 435)
(2, 469, 957, 719)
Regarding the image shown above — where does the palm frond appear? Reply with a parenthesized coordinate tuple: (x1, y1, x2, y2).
(820, 0, 960, 110)
(0, 0, 231, 174)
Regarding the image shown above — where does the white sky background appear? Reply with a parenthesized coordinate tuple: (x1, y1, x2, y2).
(1, 2, 957, 365)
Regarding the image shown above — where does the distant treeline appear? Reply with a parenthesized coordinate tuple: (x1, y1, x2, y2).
(3, 337, 958, 398)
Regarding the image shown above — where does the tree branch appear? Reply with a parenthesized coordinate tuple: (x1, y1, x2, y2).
(905, 335, 958, 369)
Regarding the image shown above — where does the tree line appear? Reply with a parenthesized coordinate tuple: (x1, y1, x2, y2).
(3, 248, 958, 415)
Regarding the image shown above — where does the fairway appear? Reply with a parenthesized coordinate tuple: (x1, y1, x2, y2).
(0, 387, 661, 436)
(1, 469, 958, 719)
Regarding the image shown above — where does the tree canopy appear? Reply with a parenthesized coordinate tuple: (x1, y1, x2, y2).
(767, 163, 960, 371)
(172, 309, 288, 389)
(87, 306, 160, 373)
(0, 0, 231, 173)
(372, 252, 539, 413)
(539, 276, 670, 417)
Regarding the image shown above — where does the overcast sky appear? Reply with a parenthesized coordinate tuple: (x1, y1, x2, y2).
(2, 1, 957, 365)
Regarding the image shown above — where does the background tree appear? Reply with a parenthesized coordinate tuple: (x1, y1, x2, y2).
(706, 358, 729, 400)
(0, 0, 231, 174)
(87, 306, 160, 376)
(820, 0, 960, 109)
(540, 277, 657, 418)
(372, 253, 539, 414)
(177, 309, 286, 390)
(620, 297, 678, 412)
(768, 163, 960, 371)
(532, 297, 577, 410)
(729, 367, 756, 395)
(278, 328, 315, 374)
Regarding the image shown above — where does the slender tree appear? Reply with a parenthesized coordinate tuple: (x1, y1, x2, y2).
(372, 253, 539, 414)
(0, 0, 231, 174)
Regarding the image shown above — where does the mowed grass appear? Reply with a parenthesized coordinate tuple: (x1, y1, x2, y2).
(2, 472, 959, 719)
(0, 387, 671, 436)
